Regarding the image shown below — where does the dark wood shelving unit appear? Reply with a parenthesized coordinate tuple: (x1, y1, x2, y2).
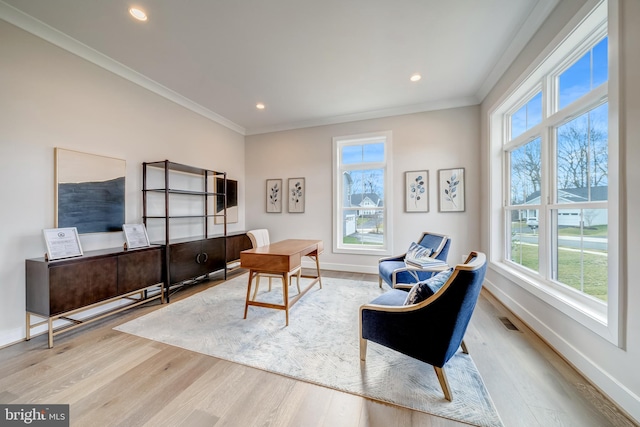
(143, 160, 228, 302)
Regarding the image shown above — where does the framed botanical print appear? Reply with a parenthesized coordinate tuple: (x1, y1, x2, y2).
(405, 171, 428, 212)
(266, 179, 282, 213)
(438, 168, 465, 212)
(288, 178, 305, 213)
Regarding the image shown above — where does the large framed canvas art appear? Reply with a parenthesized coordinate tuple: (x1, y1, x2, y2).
(55, 148, 126, 234)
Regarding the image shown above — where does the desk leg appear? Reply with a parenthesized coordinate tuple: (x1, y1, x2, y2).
(283, 272, 289, 326)
(244, 270, 255, 319)
(312, 254, 322, 288)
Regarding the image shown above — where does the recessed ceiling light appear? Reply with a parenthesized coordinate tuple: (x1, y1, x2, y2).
(129, 7, 148, 21)
(256, 103, 266, 110)
(410, 73, 422, 82)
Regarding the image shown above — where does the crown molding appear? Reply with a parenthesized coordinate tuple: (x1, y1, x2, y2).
(475, 0, 560, 102)
(0, 1, 246, 136)
(245, 96, 480, 136)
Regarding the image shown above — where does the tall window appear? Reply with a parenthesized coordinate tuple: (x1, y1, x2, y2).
(333, 132, 392, 254)
(491, 1, 618, 341)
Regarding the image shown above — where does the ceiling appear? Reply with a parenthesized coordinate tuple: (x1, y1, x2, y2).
(1, 0, 558, 135)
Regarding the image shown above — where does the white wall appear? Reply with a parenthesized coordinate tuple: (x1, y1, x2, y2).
(245, 106, 481, 274)
(480, 0, 640, 422)
(0, 21, 245, 346)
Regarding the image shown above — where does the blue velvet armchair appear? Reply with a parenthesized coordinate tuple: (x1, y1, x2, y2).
(378, 232, 451, 288)
(360, 251, 487, 401)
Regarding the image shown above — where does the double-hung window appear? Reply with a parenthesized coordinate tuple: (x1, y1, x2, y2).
(491, 1, 619, 343)
(332, 132, 392, 255)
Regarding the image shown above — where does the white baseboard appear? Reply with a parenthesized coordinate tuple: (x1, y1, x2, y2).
(482, 277, 640, 424)
(0, 328, 26, 349)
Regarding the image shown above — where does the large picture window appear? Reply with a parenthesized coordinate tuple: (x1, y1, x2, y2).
(491, 1, 619, 343)
(333, 132, 392, 254)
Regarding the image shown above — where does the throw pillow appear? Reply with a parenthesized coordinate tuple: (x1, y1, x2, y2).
(404, 268, 453, 305)
(405, 242, 433, 265)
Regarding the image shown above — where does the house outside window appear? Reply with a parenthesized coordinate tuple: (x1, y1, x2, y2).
(490, 1, 619, 343)
(332, 131, 392, 255)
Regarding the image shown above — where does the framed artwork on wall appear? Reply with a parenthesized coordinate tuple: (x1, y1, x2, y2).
(438, 168, 465, 212)
(288, 178, 305, 213)
(266, 179, 282, 213)
(405, 170, 428, 212)
(55, 148, 126, 234)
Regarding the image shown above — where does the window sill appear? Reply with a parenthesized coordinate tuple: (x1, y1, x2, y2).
(333, 246, 391, 257)
(489, 260, 619, 346)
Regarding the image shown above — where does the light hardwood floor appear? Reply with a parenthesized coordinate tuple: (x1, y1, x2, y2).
(1, 269, 636, 427)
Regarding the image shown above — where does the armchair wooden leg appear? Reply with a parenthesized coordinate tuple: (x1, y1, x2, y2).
(379, 277, 382, 288)
(359, 338, 368, 361)
(461, 340, 469, 354)
(434, 367, 453, 401)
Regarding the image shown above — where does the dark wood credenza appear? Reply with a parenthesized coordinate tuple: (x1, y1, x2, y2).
(25, 233, 252, 347)
(26, 245, 164, 348)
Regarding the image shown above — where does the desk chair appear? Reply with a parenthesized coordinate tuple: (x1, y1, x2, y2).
(246, 229, 301, 299)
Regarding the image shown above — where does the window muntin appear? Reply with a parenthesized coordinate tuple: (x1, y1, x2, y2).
(552, 208, 608, 301)
(490, 1, 617, 343)
(558, 36, 608, 109)
(498, 9, 611, 306)
(510, 92, 543, 139)
(556, 103, 609, 202)
(341, 143, 384, 164)
(510, 137, 541, 205)
(333, 133, 391, 254)
(509, 208, 540, 271)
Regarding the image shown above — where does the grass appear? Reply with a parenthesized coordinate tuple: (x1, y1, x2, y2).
(342, 236, 380, 245)
(511, 242, 608, 301)
(560, 224, 608, 237)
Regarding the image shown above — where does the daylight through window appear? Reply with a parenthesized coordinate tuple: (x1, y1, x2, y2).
(491, 1, 617, 339)
(333, 132, 392, 254)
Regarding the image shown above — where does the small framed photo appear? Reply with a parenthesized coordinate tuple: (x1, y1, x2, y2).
(123, 224, 151, 249)
(405, 171, 429, 212)
(43, 227, 83, 261)
(266, 179, 282, 213)
(438, 168, 465, 212)
(288, 178, 305, 213)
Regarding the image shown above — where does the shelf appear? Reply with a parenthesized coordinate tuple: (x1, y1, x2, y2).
(144, 160, 225, 177)
(144, 214, 224, 219)
(143, 188, 222, 196)
(142, 160, 229, 303)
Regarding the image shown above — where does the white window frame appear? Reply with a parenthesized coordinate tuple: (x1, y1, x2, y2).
(488, 0, 623, 346)
(332, 131, 393, 255)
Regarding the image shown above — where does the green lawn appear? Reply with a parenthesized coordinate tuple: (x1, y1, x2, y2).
(511, 243, 608, 301)
(342, 236, 380, 245)
(560, 224, 608, 237)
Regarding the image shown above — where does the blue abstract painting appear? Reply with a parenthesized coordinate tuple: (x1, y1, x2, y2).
(56, 148, 126, 234)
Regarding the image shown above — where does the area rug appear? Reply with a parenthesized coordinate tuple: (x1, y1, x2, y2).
(115, 274, 503, 427)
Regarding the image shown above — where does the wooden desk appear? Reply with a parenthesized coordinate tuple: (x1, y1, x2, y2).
(240, 239, 323, 325)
